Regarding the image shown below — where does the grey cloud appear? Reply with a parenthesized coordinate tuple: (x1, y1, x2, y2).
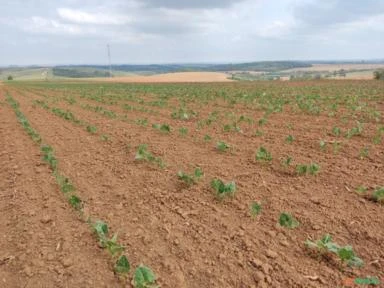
(294, 0, 384, 27)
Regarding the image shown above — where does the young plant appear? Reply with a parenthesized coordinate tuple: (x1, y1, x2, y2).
(216, 141, 230, 152)
(250, 202, 262, 218)
(133, 265, 158, 288)
(319, 140, 327, 151)
(152, 123, 171, 133)
(282, 156, 293, 167)
(345, 121, 363, 139)
(305, 234, 364, 267)
(135, 145, 165, 168)
(372, 187, 384, 203)
(279, 212, 299, 229)
(177, 167, 203, 186)
(355, 186, 367, 194)
(179, 127, 188, 136)
(86, 125, 97, 134)
(204, 134, 212, 142)
(68, 195, 82, 210)
(211, 179, 236, 200)
(254, 130, 264, 137)
(332, 126, 341, 137)
(296, 163, 320, 175)
(256, 146, 272, 162)
(285, 135, 295, 144)
(308, 163, 320, 175)
(359, 147, 369, 159)
(114, 255, 130, 276)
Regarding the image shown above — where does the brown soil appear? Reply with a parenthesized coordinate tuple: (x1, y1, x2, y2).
(0, 90, 120, 287)
(1, 81, 383, 288)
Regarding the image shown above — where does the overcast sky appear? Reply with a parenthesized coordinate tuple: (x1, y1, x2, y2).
(1, 0, 383, 65)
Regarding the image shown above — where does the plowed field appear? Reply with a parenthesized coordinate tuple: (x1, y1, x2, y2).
(1, 80, 383, 288)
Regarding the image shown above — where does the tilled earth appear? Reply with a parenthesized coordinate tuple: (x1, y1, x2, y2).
(0, 81, 383, 288)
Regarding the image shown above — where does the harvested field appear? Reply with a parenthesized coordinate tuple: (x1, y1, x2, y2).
(284, 63, 384, 73)
(1, 80, 383, 287)
(95, 72, 233, 83)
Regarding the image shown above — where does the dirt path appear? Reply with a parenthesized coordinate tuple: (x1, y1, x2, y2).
(0, 88, 120, 287)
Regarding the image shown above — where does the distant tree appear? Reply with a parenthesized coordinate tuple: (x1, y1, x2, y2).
(7, 75, 13, 81)
(374, 70, 384, 80)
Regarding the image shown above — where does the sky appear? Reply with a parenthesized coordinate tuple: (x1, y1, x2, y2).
(1, 0, 383, 66)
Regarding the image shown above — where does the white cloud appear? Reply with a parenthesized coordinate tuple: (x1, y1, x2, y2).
(57, 8, 131, 25)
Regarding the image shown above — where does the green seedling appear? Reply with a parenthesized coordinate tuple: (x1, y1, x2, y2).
(282, 156, 293, 167)
(133, 265, 158, 288)
(55, 174, 75, 193)
(308, 163, 320, 175)
(258, 117, 267, 126)
(179, 127, 188, 136)
(254, 130, 264, 137)
(211, 179, 236, 200)
(101, 134, 110, 142)
(216, 141, 230, 152)
(372, 187, 384, 203)
(345, 121, 363, 139)
(286, 135, 295, 143)
(256, 146, 272, 162)
(177, 167, 203, 186)
(305, 234, 364, 267)
(86, 125, 97, 134)
(359, 147, 369, 159)
(204, 134, 212, 142)
(279, 212, 299, 228)
(105, 233, 125, 257)
(135, 119, 148, 126)
(152, 123, 171, 133)
(114, 255, 130, 276)
(355, 186, 367, 194)
(332, 126, 341, 137)
(135, 145, 165, 168)
(41, 145, 58, 170)
(68, 195, 82, 210)
(319, 140, 327, 151)
(250, 202, 262, 218)
(296, 163, 320, 175)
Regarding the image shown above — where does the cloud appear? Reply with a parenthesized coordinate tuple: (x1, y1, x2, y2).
(57, 8, 131, 25)
(294, 0, 384, 27)
(139, 0, 244, 9)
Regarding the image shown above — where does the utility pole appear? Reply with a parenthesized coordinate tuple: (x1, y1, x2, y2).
(107, 44, 112, 77)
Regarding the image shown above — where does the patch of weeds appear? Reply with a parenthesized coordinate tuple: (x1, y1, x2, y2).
(133, 265, 158, 288)
(216, 141, 230, 152)
(285, 135, 295, 144)
(305, 234, 364, 268)
(211, 179, 236, 200)
(135, 144, 165, 168)
(177, 167, 203, 186)
(279, 212, 299, 228)
(250, 202, 262, 218)
(256, 146, 272, 162)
